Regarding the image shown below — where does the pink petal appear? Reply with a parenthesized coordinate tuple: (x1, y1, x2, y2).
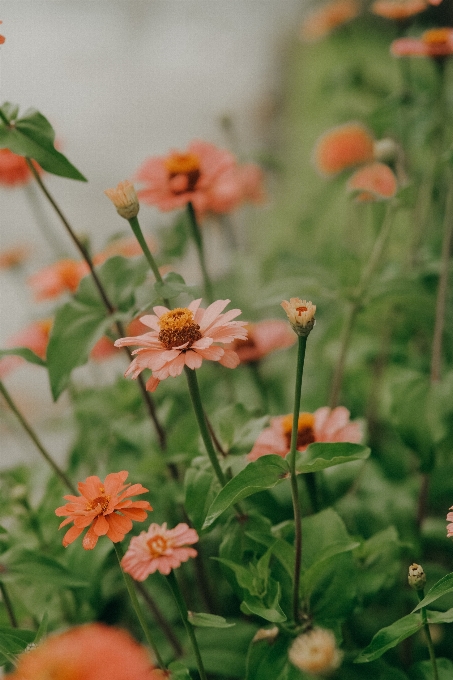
(218, 348, 240, 368)
(184, 351, 204, 370)
(199, 299, 231, 332)
(63, 525, 83, 547)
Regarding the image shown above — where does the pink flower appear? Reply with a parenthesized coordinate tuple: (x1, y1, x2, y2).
(391, 28, 453, 58)
(313, 123, 375, 176)
(232, 320, 296, 363)
(28, 259, 90, 301)
(135, 140, 264, 218)
(300, 0, 361, 42)
(0, 244, 30, 269)
(114, 299, 247, 392)
(55, 471, 152, 550)
(0, 149, 42, 187)
(371, 0, 428, 20)
(122, 522, 199, 579)
(0, 319, 52, 379)
(347, 162, 397, 201)
(447, 506, 453, 538)
(247, 406, 362, 461)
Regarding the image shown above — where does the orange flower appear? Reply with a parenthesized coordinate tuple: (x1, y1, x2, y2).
(313, 123, 375, 176)
(391, 28, 453, 58)
(371, 0, 427, 20)
(55, 471, 152, 550)
(28, 258, 90, 300)
(347, 162, 397, 200)
(0, 244, 30, 269)
(231, 320, 296, 363)
(0, 149, 38, 187)
(5, 623, 165, 680)
(300, 0, 361, 42)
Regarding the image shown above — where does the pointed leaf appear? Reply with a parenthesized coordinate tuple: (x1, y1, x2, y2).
(168, 661, 192, 679)
(354, 612, 422, 663)
(412, 573, 453, 612)
(34, 612, 49, 644)
(188, 612, 235, 628)
(0, 627, 35, 666)
(295, 442, 370, 473)
(0, 347, 46, 367)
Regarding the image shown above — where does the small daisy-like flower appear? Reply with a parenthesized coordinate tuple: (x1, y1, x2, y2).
(122, 522, 199, 579)
(347, 162, 397, 201)
(371, 0, 427, 20)
(391, 28, 453, 58)
(247, 406, 362, 461)
(289, 628, 343, 675)
(5, 623, 164, 680)
(447, 506, 453, 538)
(28, 258, 90, 301)
(281, 298, 316, 336)
(231, 320, 296, 363)
(104, 180, 140, 219)
(55, 471, 152, 550)
(114, 299, 247, 392)
(300, 0, 361, 42)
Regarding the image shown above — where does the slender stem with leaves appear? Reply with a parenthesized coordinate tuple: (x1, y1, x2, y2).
(417, 590, 439, 680)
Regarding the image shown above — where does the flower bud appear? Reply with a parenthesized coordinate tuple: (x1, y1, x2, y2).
(252, 626, 279, 643)
(408, 563, 426, 591)
(104, 180, 140, 219)
(289, 628, 342, 676)
(281, 298, 316, 337)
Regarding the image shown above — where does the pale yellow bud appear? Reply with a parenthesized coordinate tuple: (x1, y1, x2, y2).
(408, 563, 426, 591)
(104, 180, 139, 219)
(252, 626, 279, 643)
(281, 298, 316, 337)
(289, 628, 342, 676)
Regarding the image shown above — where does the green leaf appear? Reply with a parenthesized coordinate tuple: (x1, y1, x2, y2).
(427, 607, 453, 624)
(184, 462, 219, 533)
(203, 455, 289, 529)
(242, 581, 287, 623)
(188, 612, 235, 628)
(0, 347, 46, 367)
(1, 549, 89, 589)
(412, 573, 453, 612)
(34, 612, 49, 644)
(0, 104, 86, 181)
(246, 632, 289, 680)
(0, 627, 35, 667)
(168, 661, 192, 680)
(354, 526, 403, 599)
(246, 532, 295, 578)
(154, 272, 189, 301)
(409, 658, 453, 680)
(354, 612, 422, 663)
(295, 442, 370, 473)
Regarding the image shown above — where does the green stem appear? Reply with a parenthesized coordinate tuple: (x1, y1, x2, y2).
(166, 570, 208, 680)
(0, 581, 18, 628)
(0, 380, 77, 494)
(289, 335, 308, 624)
(113, 543, 165, 669)
(248, 361, 269, 412)
(187, 203, 214, 303)
(417, 590, 439, 680)
(128, 216, 172, 307)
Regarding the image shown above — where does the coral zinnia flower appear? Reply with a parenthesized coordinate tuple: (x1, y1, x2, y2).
(0, 149, 41, 187)
(300, 0, 361, 42)
(0, 244, 30, 269)
(247, 406, 362, 461)
(5, 623, 164, 680)
(447, 506, 453, 538)
(0, 319, 52, 379)
(135, 140, 264, 218)
(114, 299, 247, 392)
(313, 123, 375, 176)
(371, 0, 427, 20)
(347, 162, 397, 201)
(55, 471, 152, 550)
(28, 258, 90, 301)
(231, 320, 296, 363)
(289, 628, 343, 675)
(391, 28, 453, 58)
(122, 522, 199, 579)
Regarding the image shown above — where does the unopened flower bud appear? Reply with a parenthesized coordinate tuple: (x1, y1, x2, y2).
(104, 180, 140, 219)
(373, 138, 398, 162)
(408, 563, 426, 591)
(289, 628, 342, 676)
(252, 626, 279, 643)
(281, 298, 316, 337)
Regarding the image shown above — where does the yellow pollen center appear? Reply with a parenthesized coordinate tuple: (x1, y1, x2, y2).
(147, 535, 168, 558)
(423, 28, 451, 46)
(86, 494, 110, 513)
(164, 152, 201, 193)
(158, 308, 202, 350)
(282, 413, 316, 449)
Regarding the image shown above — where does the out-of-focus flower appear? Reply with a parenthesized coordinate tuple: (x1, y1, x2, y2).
(135, 140, 264, 218)
(55, 471, 152, 550)
(231, 320, 296, 363)
(0, 149, 41, 187)
(300, 0, 361, 42)
(122, 522, 198, 579)
(371, 0, 427, 20)
(281, 298, 316, 336)
(247, 406, 362, 461)
(0, 319, 52, 379)
(114, 299, 247, 392)
(289, 628, 343, 675)
(0, 244, 30, 269)
(5, 623, 164, 680)
(347, 161, 398, 201)
(28, 258, 90, 301)
(104, 180, 140, 220)
(408, 563, 427, 590)
(313, 123, 375, 176)
(0, 21, 5, 45)
(96, 234, 157, 262)
(447, 506, 453, 538)
(391, 28, 453, 58)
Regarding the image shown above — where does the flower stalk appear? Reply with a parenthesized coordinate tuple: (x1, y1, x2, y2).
(417, 589, 439, 680)
(187, 202, 214, 303)
(0, 581, 18, 628)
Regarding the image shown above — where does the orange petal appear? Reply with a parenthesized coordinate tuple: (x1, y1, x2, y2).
(313, 122, 375, 175)
(347, 162, 397, 200)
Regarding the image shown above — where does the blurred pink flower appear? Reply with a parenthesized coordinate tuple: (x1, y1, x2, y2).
(0, 319, 51, 378)
(391, 28, 453, 58)
(114, 299, 247, 392)
(300, 0, 361, 42)
(232, 320, 296, 363)
(313, 123, 375, 176)
(0, 149, 41, 187)
(371, 0, 427, 20)
(247, 406, 362, 461)
(28, 258, 90, 301)
(135, 140, 264, 218)
(122, 522, 198, 579)
(347, 162, 397, 201)
(0, 244, 30, 269)
(447, 506, 453, 538)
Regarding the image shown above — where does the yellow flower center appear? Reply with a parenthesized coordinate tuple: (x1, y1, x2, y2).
(158, 308, 203, 350)
(164, 152, 201, 193)
(423, 28, 452, 46)
(147, 534, 168, 558)
(282, 413, 316, 449)
(86, 493, 111, 513)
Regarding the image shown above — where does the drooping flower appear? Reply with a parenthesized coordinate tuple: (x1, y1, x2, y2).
(371, 0, 427, 20)
(28, 258, 90, 300)
(135, 140, 264, 218)
(447, 506, 453, 538)
(5, 623, 165, 680)
(300, 0, 361, 42)
(391, 28, 453, 58)
(347, 161, 397, 201)
(114, 299, 247, 392)
(231, 320, 296, 363)
(122, 522, 199, 579)
(0, 319, 52, 379)
(313, 122, 375, 176)
(247, 406, 362, 461)
(0, 149, 40, 187)
(288, 628, 343, 675)
(55, 471, 152, 550)
(104, 180, 140, 220)
(281, 298, 316, 336)
(0, 244, 30, 269)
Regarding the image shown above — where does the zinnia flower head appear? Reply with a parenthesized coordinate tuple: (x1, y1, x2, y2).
(300, 0, 361, 42)
(0, 319, 52, 379)
(28, 258, 90, 301)
(247, 406, 362, 461)
(313, 122, 375, 176)
(391, 28, 453, 58)
(447, 506, 453, 538)
(289, 628, 343, 675)
(135, 140, 264, 218)
(122, 522, 199, 579)
(347, 161, 397, 201)
(104, 180, 140, 219)
(371, 0, 427, 20)
(0, 149, 40, 187)
(55, 471, 152, 550)
(5, 623, 164, 680)
(114, 298, 247, 392)
(281, 298, 316, 336)
(231, 319, 296, 363)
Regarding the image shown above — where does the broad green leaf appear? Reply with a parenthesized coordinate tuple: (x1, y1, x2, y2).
(215, 558, 260, 595)
(412, 573, 453, 612)
(242, 582, 287, 623)
(188, 612, 235, 628)
(354, 526, 403, 599)
(1, 549, 89, 589)
(154, 272, 190, 301)
(0, 104, 86, 181)
(354, 612, 422, 663)
(246, 632, 289, 680)
(301, 508, 355, 570)
(168, 661, 192, 679)
(184, 463, 219, 533)
(0, 627, 35, 667)
(203, 455, 289, 529)
(300, 540, 359, 595)
(295, 442, 370, 473)
(0, 347, 46, 367)
(246, 532, 295, 578)
(409, 658, 453, 680)
(427, 607, 453, 624)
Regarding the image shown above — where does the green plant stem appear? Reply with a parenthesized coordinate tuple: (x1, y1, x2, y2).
(417, 590, 439, 680)
(187, 203, 213, 303)
(248, 361, 269, 412)
(0, 380, 77, 494)
(127, 216, 172, 308)
(165, 570, 208, 680)
(113, 543, 165, 669)
(289, 335, 308, 625)
(329, 201, 395, 408)
(25, 160, 166, 450)
(0, 581, 18, 628)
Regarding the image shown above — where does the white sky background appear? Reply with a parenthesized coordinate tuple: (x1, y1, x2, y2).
(0, 0, 304, 467)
